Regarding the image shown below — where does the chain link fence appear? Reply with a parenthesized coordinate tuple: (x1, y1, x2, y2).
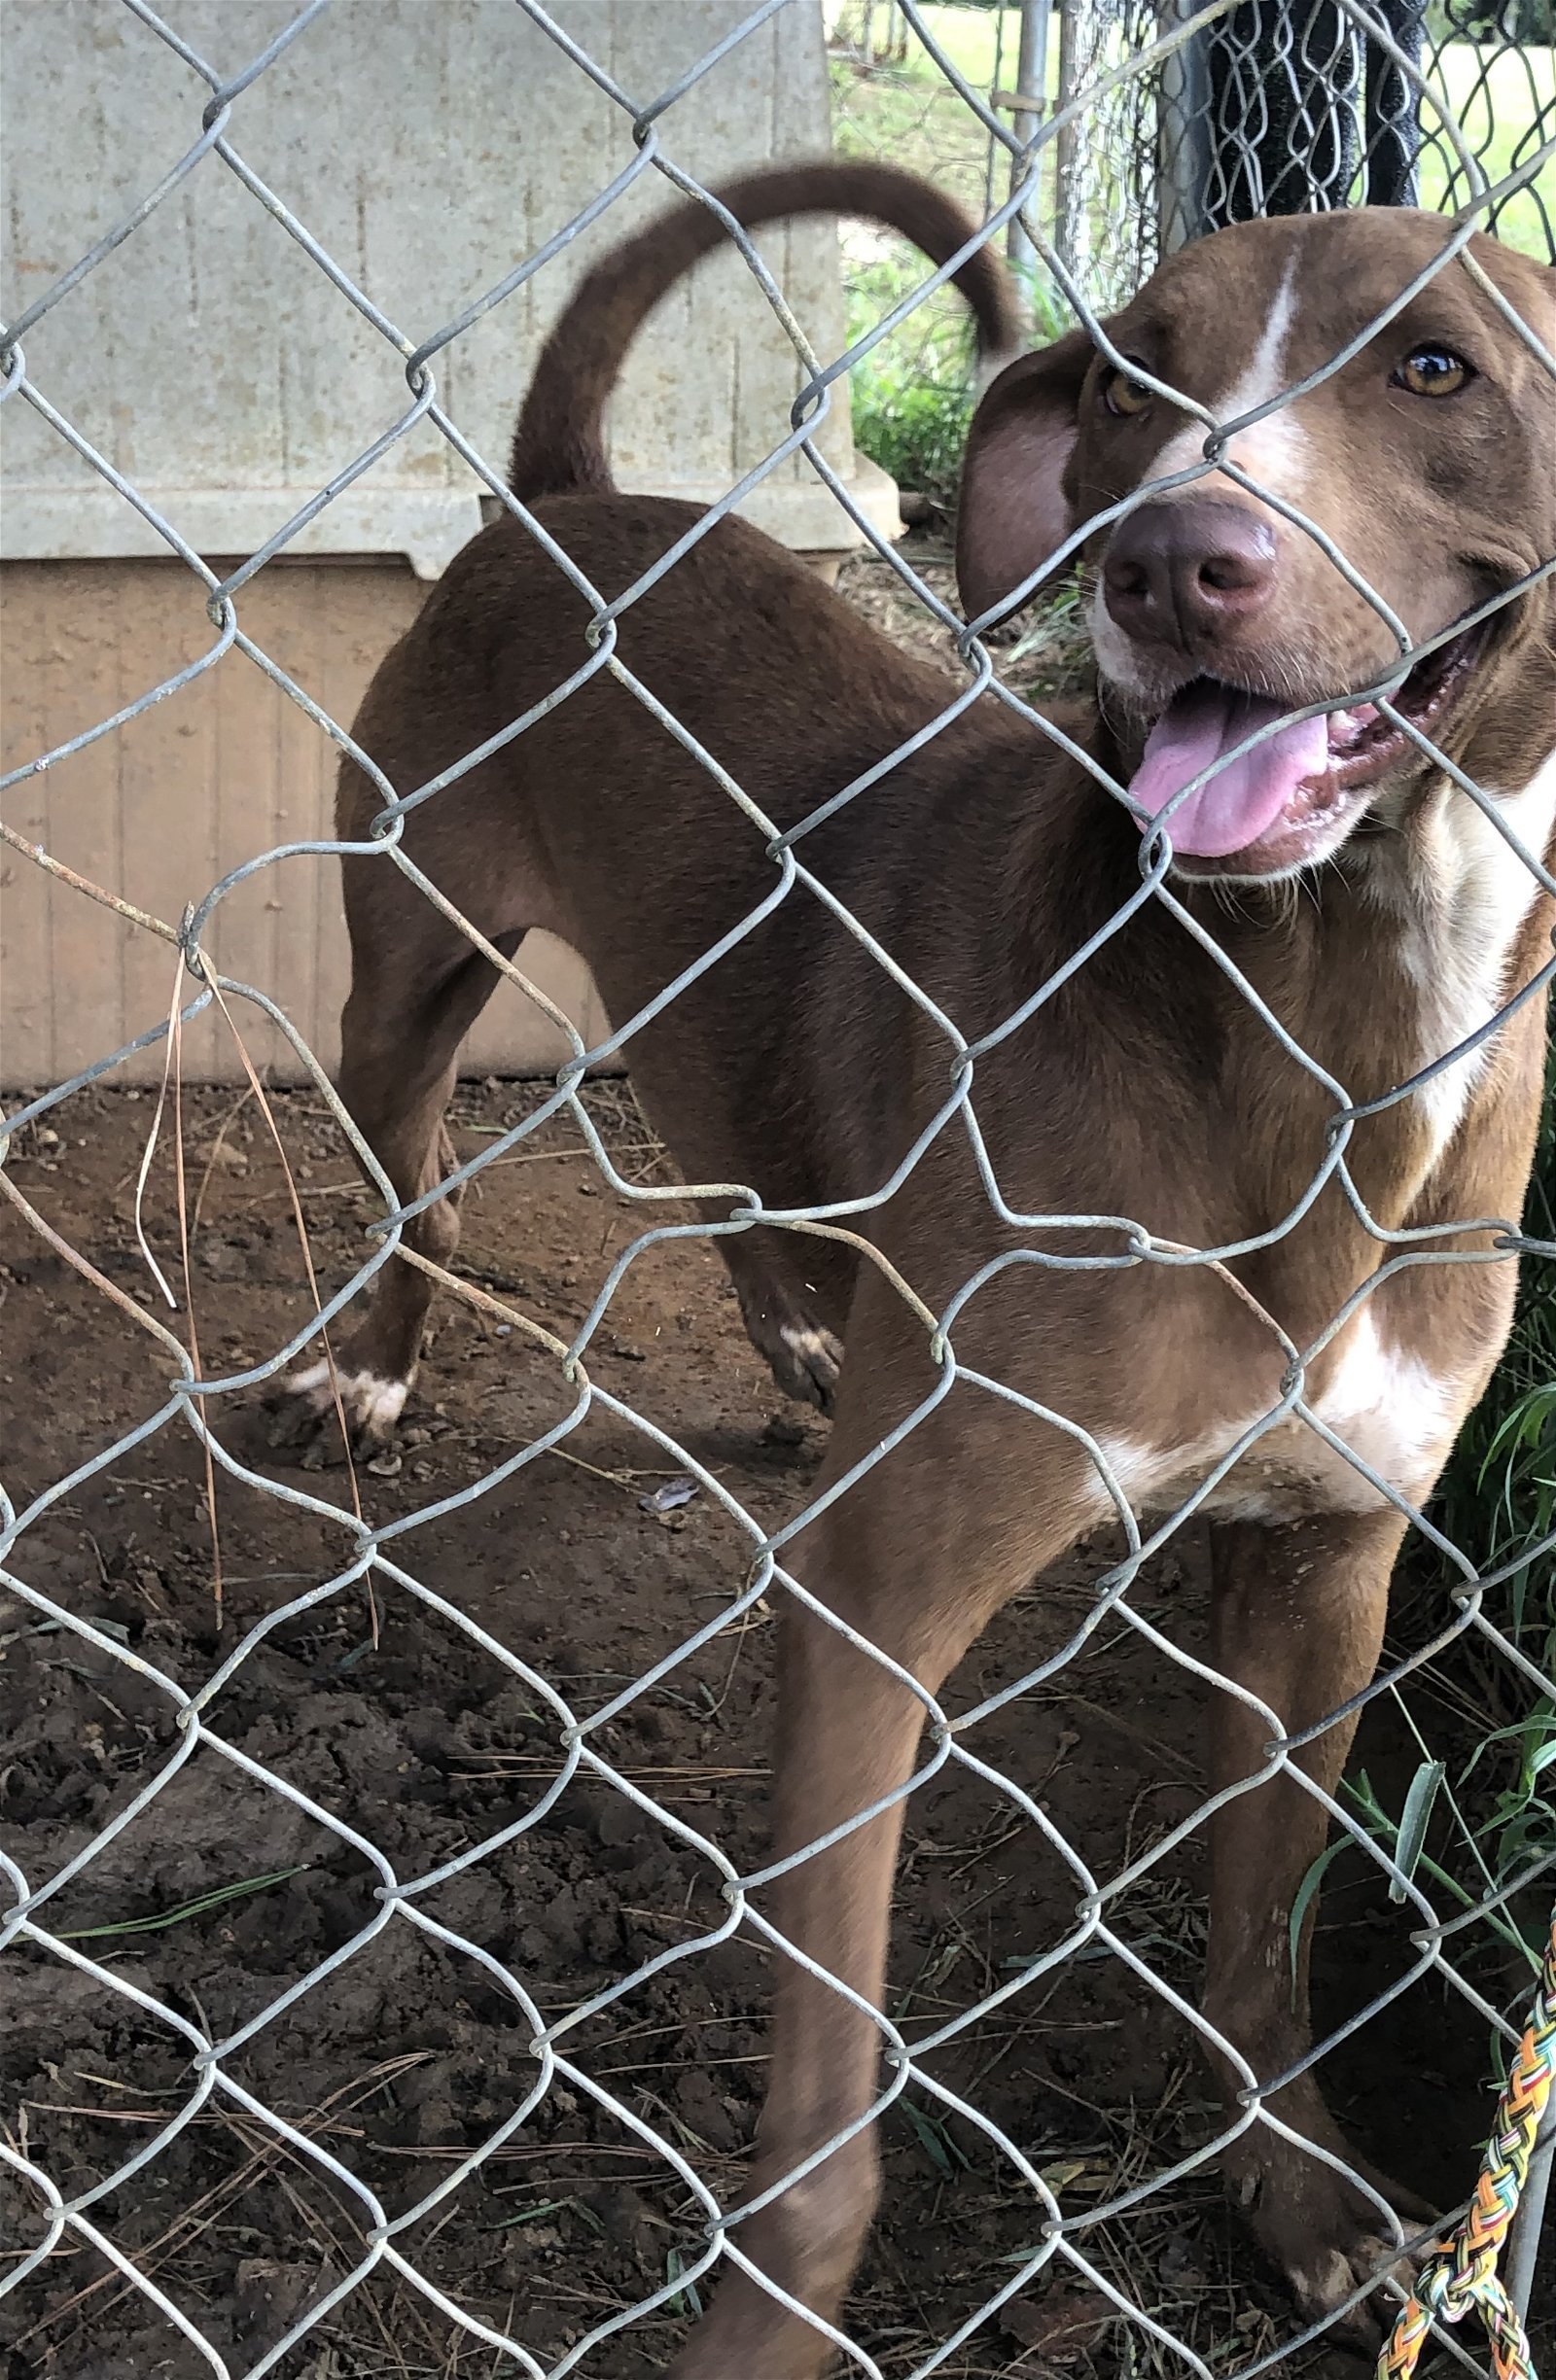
(3, 1, 1555, 2374)
(831, 1, 1555, 297)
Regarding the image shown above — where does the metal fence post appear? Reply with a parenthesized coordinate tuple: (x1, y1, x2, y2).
(1196, 0, 1363, 224)
(1054, 0, 1089, 282)
(1008, 0, 1051, 271)
(1158, 0, 1216, 249)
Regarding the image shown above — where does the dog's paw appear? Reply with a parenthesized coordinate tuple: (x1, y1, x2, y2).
(1231, 2131, 1435, 2345)
(772, 1323, 844, 1416)
(265, 1355, 411, 1468)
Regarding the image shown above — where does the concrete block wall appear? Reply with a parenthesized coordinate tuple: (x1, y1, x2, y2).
(1, 0, 895, 1086)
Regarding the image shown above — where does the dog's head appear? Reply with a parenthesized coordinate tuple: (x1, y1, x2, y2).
(958, 210, 1556, 880)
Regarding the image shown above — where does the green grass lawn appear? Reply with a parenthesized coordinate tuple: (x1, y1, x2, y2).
(1416, 39, 1556, 244)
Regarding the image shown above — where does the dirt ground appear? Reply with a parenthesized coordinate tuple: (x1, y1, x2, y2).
(2, 539, 1550, 2378)
(2, 1061, 1549, 2380)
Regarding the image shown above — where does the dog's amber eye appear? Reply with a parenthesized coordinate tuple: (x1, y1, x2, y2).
(1393, 346, 1470, 398)
(1102, 367, 1152, 417)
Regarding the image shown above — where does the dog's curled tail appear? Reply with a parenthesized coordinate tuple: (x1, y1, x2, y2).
(508, 161, 1022, 505)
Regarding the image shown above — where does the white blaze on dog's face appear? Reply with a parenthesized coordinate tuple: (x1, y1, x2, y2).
(957, 211, 1556, 885)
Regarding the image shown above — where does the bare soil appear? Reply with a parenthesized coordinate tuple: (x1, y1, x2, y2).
(2, 1062, 1547, 2380)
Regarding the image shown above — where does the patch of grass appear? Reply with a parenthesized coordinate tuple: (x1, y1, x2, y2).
(844, 248, 978, 503)
(1415, 39, 1556, 252)
(842, 226, 1072, 504)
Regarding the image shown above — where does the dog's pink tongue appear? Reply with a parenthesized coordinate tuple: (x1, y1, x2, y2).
(1131, 683, 1330, 858)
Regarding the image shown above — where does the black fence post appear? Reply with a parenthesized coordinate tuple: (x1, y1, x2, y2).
(1161, 0, 1433, 241)
(1364, 0, 1428, 203)
(1199, 0, 1362, 222)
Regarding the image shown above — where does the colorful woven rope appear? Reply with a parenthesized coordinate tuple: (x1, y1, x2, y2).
(1377, 1907, 1556, 2380)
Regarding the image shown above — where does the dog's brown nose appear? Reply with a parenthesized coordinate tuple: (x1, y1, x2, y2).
(1103, 500, 1277, 649)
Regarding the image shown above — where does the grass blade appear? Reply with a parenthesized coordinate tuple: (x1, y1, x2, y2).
(58, 1865, 309, 1942)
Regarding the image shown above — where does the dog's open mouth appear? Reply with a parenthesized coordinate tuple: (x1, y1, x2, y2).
(1130, 628, 1482, 868)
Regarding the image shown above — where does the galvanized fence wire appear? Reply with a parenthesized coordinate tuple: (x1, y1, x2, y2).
(1, 0, 1554, 2371)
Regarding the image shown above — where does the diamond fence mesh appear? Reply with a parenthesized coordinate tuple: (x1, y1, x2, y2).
(2, 1, 1555, 2374)
(831, 0, 1555, 304)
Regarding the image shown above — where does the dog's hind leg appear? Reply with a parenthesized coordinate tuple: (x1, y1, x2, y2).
(267, 906, 525, 1461)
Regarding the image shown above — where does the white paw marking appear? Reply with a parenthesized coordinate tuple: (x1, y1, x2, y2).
(780, 1324, 834, 1363)
(287, 1360, 408, 1432)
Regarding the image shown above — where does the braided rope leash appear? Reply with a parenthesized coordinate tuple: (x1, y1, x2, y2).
(1378, 1907, 1556, 2380)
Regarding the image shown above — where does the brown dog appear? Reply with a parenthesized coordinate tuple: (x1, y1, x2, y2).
(272, 163, 1556, 2365)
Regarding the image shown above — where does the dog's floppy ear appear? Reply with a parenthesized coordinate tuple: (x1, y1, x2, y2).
(956, 325, 1107, 625)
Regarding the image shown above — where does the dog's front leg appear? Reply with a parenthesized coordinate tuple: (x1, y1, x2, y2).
(1202, 1512, 1431, 2338)
(668, 1328, 1083, 2377)
(667, 1594, 945, 2376)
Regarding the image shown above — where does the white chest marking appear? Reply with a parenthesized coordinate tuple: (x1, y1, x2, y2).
(1092, 1309, 1463, 1526)
(1079, 756, 1552, 1529)
(1372, 752, 1556, 1172)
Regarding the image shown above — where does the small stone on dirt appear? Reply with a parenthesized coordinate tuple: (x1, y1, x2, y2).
(197, 1238, 249, 1280)
(640, 1476, 697, 1513)
(233, 2257, 330, 2340)
(1000, 2284, 1100, 2353)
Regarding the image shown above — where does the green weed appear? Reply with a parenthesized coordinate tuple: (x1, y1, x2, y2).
(843, 235, 1073, 503)
(665, 2246, 705, 2320)
(57, 1864, 310, 1943)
